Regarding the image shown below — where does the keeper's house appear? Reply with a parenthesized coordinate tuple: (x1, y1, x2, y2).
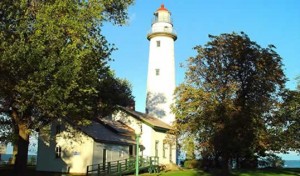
(36, 107, 175, 174)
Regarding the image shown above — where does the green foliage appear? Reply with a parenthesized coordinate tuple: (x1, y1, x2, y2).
(182, 134, 196, 160)
(173, 32, 286, 170)
(0, 0, 134, 173)
(259, 154, 284, 168)
(28, 156, 36, 165)
(0, 0, 134, 132)
(1, 0, 134, 121)
(183, 136, 196, 160)
(275, 82, 300, 152)
(0, 115, 13, 143)
(184, 159, 200, 169)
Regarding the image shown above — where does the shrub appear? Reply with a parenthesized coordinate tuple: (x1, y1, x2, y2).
(259, 154, 284, 168)
(28, 156, 36, 165)
(184, 159, 199, 169)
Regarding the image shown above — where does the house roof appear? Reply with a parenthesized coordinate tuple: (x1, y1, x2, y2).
(118, 106, 172, 132)
(79, 120, 136, 145)
(98, 118, 135, 136)
(47, 105, 172, 145)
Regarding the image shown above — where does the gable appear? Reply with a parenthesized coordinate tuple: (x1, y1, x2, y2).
(115, 106, 172, 132)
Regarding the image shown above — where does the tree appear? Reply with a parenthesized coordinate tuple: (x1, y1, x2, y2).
(172, 32, 286, 173)
(258, 153, 284, 168)
(182, 134, 196, 160)
(0, 0, 134, 175)
(276, 78, 300, 152)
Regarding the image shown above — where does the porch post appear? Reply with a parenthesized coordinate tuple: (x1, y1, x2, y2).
(135, 133, 140, 176)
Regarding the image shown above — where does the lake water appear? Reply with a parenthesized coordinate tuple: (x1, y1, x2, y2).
(1, 154, 13, 161)
(0, 154, 37, 164)
(284, 160, 300, 168)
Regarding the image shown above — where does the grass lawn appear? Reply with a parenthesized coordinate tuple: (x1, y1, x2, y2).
(233, 168, 300, 176)
(0, 165, 84, 176)
(139, 168, 300, 176)
(1, 165, 300, 176)
(139, 169, 201, 176)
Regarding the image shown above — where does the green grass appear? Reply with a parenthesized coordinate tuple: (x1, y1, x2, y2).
(140, 169, 201, 176)
(233, 168, 300, 176)
(0, 165, 84, 176)
(139, 168, 300, 176)
(1, 165, 300, 176)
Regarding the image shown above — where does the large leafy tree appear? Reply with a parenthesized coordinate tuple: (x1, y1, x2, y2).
(172, 32, 286, 173)
(0, 0, 134, 175)
(276, 78, 300, 152)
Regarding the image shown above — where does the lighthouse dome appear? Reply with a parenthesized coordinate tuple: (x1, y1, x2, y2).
(153, 4, 172, 24)
(147, 4, 177, 41)
(156, 4, 169, 12)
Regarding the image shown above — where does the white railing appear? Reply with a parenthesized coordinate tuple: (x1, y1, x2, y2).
(147, 26, 177, 36)
(152, 17, 173, 25)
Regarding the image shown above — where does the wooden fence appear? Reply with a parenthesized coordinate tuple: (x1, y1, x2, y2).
(86, 156, 159, 176)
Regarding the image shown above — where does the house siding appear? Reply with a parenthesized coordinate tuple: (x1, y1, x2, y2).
(140, 123, 153, 157)
(36, 121, 94, 174)
(152, 131, 176, 164)
(92, 143, 130, 164)
(113, 110, 176, 164)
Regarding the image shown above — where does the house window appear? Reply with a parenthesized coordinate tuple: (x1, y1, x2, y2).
(163, 143, 166, 158)
(155, 140, 159, 157)
(55, 146, 62, 158)
(156, 40, 160, 47)
(129, 145, 133, 156)
(169, 144, 172, 162)
(155, 69, 160, 76)
(55, 124, 61, 135)
(103, 149, 107, 163)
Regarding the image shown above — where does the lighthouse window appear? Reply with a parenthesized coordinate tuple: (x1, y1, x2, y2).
(155, 69, 160, 76)
(156, 40, 160, 47)
(164, 26, 169, 32)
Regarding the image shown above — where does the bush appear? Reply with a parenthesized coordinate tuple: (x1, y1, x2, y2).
(259, 154, 284, 168)
(184, 159, 199, 169)
(28, 156, 36, 165)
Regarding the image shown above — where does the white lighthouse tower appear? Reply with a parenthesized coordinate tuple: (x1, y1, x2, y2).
(146, 4, 177, 125)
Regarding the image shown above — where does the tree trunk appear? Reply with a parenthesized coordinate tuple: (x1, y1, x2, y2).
(11, 143, 18, 164)
(214, 155, 220, 168)
(11, 119, 20, 165)
(221, 155, 230, 176)
(236, 156, 240, 169)
(13, 122, 30, 176)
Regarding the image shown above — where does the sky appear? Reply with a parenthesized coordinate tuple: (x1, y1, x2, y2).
(103, 0, 300, 113)
(101, 0, 300, 159)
